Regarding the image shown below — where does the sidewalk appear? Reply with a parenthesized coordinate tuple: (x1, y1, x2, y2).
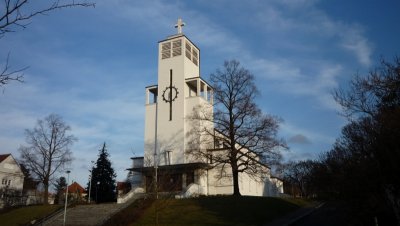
(264, 202, 324, 226)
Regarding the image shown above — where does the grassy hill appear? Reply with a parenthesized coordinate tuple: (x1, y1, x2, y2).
(0, 205, 62, 226)
(105, 196, 309, 226)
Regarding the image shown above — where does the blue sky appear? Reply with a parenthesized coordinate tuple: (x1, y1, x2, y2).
(1, 0, 399, 186)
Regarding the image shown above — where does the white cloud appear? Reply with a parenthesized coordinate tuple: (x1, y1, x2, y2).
(340, 28, 373, 66)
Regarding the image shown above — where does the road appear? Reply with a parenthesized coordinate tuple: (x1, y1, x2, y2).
(291, 201, 348, 226)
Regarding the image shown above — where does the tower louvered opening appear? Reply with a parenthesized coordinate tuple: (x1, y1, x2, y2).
(162, 42, 171, 59)
(172, 40, 182, 57)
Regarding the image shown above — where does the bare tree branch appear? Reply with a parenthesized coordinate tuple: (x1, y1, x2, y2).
(0, 52, 27, 88)
(0, 0, 95, 89)
(0, 0, 95, 37)
(19, 114, 76, 204)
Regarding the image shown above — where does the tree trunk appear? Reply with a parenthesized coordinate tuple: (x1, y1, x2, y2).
(232, 168, 241, 196)
(43, 179, 49, 205)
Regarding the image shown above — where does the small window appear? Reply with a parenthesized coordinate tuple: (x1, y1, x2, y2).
(7, 180, 11, 186)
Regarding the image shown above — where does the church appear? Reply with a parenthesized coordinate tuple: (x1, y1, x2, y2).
(121, 19, 283, 201)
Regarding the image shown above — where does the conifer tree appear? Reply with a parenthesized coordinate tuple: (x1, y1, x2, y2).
(88, 142, 116, 203)
(54, 176, 67, 204)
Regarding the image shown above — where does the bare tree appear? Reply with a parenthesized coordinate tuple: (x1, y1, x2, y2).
(282, 160, 315, 198)
(188, 60, 286, 196)
(0, 0, 95, 88)
(19, 114, 76, 204)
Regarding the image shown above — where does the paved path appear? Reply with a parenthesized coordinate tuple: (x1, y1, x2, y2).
(264, 202, 323, 226)
(291, 201, 348, 226)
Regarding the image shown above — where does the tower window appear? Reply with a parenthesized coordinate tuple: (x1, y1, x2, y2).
(172, 40, 182, 57)
(185, 41, 192, 60)
(184, 41, 198, 66)
(162, 42, 171, 59)
(192, 49, 198, 65)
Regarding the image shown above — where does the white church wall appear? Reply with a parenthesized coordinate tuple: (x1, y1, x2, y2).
(144, 103, 156, 166)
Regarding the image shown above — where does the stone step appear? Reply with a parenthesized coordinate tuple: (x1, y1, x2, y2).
(39, 193, 143, 226)
(42, 203, 125, 226)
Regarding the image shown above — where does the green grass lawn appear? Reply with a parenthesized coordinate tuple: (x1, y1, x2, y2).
(106, 196, 309, 226)
(0, 205, 62, 226)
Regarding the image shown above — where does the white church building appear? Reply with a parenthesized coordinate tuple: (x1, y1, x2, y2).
(123, 19, 283, 200)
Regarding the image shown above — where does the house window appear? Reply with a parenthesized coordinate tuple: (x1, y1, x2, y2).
(7, 180, 11, 186)
(1, 179, 6, 185)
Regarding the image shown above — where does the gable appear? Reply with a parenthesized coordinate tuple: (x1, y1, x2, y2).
(0, 153, 24, 176)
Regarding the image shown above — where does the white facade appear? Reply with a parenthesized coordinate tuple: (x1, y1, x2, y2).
(0, 154, 24, 191)
(126, 20, 283, 199)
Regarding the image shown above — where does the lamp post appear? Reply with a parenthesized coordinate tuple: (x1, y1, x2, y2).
(63, 170, 71, 226)
(88, 160, 94, 204)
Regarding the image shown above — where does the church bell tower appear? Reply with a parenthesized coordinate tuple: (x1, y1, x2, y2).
(144, 19, 213, 167)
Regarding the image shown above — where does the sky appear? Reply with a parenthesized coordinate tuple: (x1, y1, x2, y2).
(1, 0, 399, 187)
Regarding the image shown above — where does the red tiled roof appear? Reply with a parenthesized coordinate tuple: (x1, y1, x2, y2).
(0, 154, 11, 163)
(66, 182, 86, 193)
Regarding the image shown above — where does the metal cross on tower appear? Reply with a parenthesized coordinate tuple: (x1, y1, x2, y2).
(175, 18, 185, 34)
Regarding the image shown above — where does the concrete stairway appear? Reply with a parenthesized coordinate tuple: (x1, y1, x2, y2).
(41, 203, 123, 226)
(38, 192, 144, 226)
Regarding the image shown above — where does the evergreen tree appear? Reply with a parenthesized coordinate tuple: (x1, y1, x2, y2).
(54, 176, 67, 204)
(88, 142, 116, 203)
